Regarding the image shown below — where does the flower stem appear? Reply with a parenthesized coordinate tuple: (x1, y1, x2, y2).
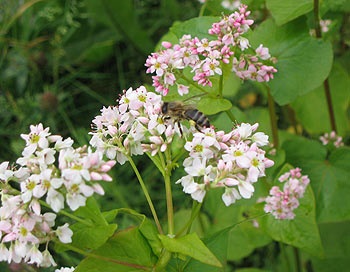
(126, 155, 163, 234)
(313, 0, 337, 132)
(164, 149, 174, 236)
(267, 86, 279, 148)
(38, 199, 92, 226)
(225, 109, 237, 124)
(176, 201, 202, 237)
(293, 247, 302, 272)
(180, 74, 209, 95)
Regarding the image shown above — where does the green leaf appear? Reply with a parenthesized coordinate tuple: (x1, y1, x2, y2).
(266, 0, 313, 26)
(184, 228, 230, 271)
(74, 197, 107, 225)
(283, 138, 350, 222)
(259, 185, 324, 257)
(69, 198, 117, 250)
(250, 18, 333, 105)
(204, 190, 272, 261)
(159, 233, 222, 267)
(212, 106, 246, 132)
(197, 97, 232, 115)
(311, 221, 350, 271)
(70, 223, 117, 250)
(170, 16, 219, 40)
(103, 208, 163, 257)
(291, 62, 350, 135)
(75, 227, 156, 272)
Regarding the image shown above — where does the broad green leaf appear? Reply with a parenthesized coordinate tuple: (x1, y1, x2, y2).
(172, 209, 210, 237)
(291, 62, 350, 135)
(103, 208, 163, 257)
(245, 107, 271, 137)
(310, 221, 350, 271)
(183, 227, 230, 271)
(74, 197, 107, 225)
(259, 185, 324, 257)
(75, 227, 156, 272)
(283, 138, 350, 222)
(249, 18, 333, 105)
(170, 16, 219, 40)
(159, 233, 222, 267)
(222, 62, 241, 98)
(204, 190, 272, 261)
(318, 221, 350, 258)
(67, 198, 117, 250)
(311, 257, 350, 272)
(70, 223, 117, 250)
(198, 97, 232, 115)
(84, 0, 153, 54)
(212, 106, 246, 132)
(266, 0, 313, 26)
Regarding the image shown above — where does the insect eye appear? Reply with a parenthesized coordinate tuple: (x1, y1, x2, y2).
(161, 103, 168, 113)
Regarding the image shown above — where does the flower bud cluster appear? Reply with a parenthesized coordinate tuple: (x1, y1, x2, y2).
(176, 123, 274, 205)
(145, 5, 277, 96)
(89, 86, 176, 164)
(264, 168, 310, 220)
(319, 131, 344, 148)
(0, 124, 115, 267)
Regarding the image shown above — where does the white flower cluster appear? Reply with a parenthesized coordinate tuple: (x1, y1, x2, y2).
(0, 124, 115, 267)
(89, 86, 176, 164)
(176, 123, 274, 205)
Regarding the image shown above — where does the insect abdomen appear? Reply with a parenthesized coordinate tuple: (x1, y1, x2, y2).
(184, 109, 210, 128)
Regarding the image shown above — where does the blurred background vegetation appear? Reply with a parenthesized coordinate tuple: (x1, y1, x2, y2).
(0, 0, 203, 163)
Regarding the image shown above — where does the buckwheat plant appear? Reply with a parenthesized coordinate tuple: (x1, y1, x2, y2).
(0, 4, 283, 271)
(264, 168, 310, 220)
(145, 4, 277, 96)
(0, 124, 115, 267)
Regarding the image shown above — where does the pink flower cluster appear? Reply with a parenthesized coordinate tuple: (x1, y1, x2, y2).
(264, 168, 310, 220)
(319, 131, 344, 148)
(232, 44, 277, 82)
(0, 124, 115, 267)
(145, 5, 277, 96)
(90, 86, 177, 164)
(176, 123, 274, 205)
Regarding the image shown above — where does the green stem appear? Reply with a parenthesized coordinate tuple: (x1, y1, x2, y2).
(218, 67, 224, 98)
(176, 201, 202, 237)
(180, 74, 209, 94)
(199, 1, 207, 17)
(225, 109, 237, 124)
(146, 152, 165, 177)
(164, 173, 174, 236)
(164, 149, 174, 236)
(127, 155, 163, 235)
(60, 243, 152, 271)
(280, 243, 292, 272)
(313, 0, 337, 132)
(267, 86, 279, 148)
(59, 209, 93, 226)
(38, 199, 92, 226)
(293, 247, 302, 272)
(323, 78, 337, 132)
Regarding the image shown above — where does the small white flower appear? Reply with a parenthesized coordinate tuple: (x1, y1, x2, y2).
(56, 223, 73, 244)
